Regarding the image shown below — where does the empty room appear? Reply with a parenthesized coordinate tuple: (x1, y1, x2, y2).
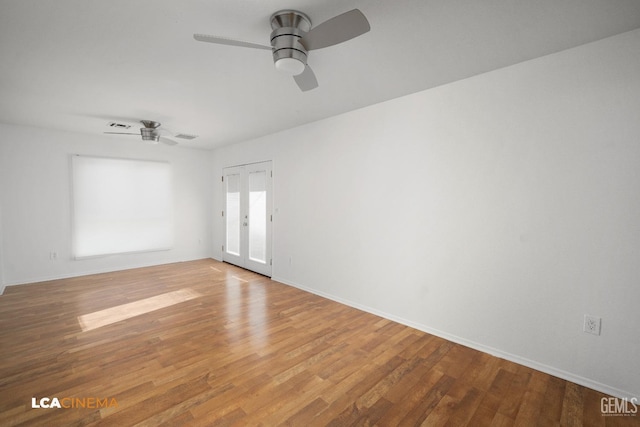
(1, 1, 639, 426)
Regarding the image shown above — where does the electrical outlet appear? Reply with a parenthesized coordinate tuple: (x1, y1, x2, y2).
(583, 315, 601, 335)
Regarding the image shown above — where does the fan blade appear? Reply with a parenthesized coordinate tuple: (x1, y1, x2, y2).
(293, 65, 318, 92)
(299, 9, 370, 51)
(159, 137, 178, 146)
(104, 132, 138, 135)
(193, 34, 271, 50)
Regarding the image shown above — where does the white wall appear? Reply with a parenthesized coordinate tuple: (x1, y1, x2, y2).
(0, 124, 214, 286)
(212, 30, 640, 398)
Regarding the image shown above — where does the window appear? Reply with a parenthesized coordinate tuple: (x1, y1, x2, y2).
(71, 155, 173, 258)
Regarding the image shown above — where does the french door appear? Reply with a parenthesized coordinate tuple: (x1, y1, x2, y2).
(223, 161, 272, 276)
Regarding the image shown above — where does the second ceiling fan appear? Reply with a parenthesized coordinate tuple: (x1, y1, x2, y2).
(105, 120, 178, 145)
(194, 9, 370, 92)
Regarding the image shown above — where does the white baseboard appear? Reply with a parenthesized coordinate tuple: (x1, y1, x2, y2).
(272, 275, 637, 401)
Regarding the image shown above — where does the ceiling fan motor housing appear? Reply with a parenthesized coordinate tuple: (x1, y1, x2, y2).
(140, 121, 161, 143)
(270, 10, 311, 75)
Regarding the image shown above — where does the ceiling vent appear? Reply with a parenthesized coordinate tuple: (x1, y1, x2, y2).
(174, 133, 198, 140)
(107, 121, 132, 129)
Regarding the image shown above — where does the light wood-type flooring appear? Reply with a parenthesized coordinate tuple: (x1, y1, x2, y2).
(0, 259, 637, 426)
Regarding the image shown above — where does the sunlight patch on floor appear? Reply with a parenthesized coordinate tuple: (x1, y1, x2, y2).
(77, 288, 201, 332)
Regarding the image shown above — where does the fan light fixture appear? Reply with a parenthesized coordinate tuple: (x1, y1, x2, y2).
(275, 57, 305, 75)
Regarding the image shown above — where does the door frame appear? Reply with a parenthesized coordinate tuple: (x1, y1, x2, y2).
(221, 161, 273, 277)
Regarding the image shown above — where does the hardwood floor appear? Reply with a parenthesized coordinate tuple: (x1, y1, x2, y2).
(0, 259, 637, 426)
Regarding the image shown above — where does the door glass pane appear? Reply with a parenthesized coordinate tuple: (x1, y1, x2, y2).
(248, 170, 267, 263)
(225, 173, 241, 256)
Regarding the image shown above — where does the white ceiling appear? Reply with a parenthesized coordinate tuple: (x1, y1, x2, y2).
(1, 0, 639, 150)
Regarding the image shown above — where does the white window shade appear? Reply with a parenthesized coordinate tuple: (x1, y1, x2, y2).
(71, 156, 173, 258)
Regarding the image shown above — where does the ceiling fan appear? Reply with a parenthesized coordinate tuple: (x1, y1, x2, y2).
(104, 120, 178, 145)
(194, 8, 370, 91)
